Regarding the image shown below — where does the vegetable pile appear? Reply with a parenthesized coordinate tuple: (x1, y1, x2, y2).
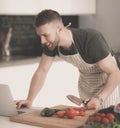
(40, 106, 120, 127)
(40, 107, 86, 119)
(82, 112, 120, 128)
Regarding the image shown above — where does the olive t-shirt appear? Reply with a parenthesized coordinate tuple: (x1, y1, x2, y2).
(43, 28, 111, 64)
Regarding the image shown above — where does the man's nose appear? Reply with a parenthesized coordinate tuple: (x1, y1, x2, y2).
(41, 36, 47, 44)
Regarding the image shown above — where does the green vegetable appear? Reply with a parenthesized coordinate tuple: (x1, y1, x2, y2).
(40, 107, 50, 116)
(54, 109, 63, 113)
(45, 109, 56, 117)
(85, 119, 120, 128)
(40, 107, 62, 117)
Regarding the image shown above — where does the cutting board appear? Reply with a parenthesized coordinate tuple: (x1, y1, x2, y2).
(10, 105, 95, 128)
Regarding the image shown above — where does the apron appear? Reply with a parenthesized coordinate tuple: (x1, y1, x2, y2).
(58, 44, 119, 109)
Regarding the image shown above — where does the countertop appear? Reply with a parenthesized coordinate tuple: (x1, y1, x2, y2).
(0, 55, 63, 67)
(0, 107, 42, 128)
(0, 56, 41, 67)
(0, 52, 120, 68)
(0, 116, 40, 128)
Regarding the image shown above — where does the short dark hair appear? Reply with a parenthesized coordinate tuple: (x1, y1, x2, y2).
(35, 9, 63, 27)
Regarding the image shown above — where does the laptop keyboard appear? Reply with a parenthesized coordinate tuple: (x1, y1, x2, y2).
(17, 110, 25, 114)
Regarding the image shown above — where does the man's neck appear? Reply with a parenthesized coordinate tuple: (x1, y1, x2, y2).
(59, 29, 73, 49)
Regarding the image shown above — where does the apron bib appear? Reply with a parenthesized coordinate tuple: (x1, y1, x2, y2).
(58, 45, 119, 108)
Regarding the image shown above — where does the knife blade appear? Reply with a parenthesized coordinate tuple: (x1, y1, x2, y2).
(66, 95, 89, 106)
(66, 95, 95, 111)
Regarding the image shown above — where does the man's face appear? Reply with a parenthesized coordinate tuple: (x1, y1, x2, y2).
(36, 22, 60, 50)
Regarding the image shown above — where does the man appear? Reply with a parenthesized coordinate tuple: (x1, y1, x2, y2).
(16, 9, 120, 110)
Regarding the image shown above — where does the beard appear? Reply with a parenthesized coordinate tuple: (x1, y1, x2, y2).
(47, 33, 60, 51)
(47, 41, 58, 51)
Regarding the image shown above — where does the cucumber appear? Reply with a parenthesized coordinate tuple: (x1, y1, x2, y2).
(40, 107, 50, 116)
(40, 107, 63, 117)
(40, 107, 57, 117)
(45, 109, 56, 116)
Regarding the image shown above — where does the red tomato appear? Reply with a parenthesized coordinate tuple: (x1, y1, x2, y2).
(75, 110, 80, 116)
(56, 111, 65, 118)
(65, 108, 76, 119)
(79, 110, 86, 116)
(117, 103, 120, 108)
(102, 117, 109, 124)
(106, 113, 115, 121)
(73, 107, 85, 111)
(86, 116, 95, 124)
(79, 107, 85, 111)
(94, 115, 102, 122)
(100, 113, 106, 118)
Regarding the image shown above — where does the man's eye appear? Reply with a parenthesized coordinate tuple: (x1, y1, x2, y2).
(43, 34, 48, 37)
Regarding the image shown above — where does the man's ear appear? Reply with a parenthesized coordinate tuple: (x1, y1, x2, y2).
(57, 25, 63, 33)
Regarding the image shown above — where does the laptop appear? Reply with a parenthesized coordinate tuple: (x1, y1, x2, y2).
(0, 84, 35, 117)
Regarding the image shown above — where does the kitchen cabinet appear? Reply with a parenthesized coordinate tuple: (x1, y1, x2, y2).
(0, 58, 79, 107)
(0, 0, 96, 15)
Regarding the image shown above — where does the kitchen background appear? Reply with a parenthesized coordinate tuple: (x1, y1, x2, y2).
(0, 0, 120, 108)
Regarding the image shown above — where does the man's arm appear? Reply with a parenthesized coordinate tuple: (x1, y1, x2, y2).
(97, 53, 120, 100)
(87, 53, 120, 109)
(16, 54, 55, 108)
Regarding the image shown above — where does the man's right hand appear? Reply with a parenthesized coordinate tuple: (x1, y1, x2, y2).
(15, 100, 32, 109)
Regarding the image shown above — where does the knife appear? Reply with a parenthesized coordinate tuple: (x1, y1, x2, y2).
(66, 94, 90, 106)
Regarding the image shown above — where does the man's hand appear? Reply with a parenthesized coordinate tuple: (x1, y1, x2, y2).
(86, 97, 101, 110)
(15, 100, 32, 109)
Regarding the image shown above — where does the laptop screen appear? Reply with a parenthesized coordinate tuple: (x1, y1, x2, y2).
(0, 84, 18, 116)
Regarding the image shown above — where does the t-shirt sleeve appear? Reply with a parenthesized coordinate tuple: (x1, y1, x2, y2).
(86, 33, 110, 63)
(42, 46, 58, 57)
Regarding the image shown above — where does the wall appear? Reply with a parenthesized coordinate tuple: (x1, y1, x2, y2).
(0, 59, 79, 107)
(0, 0, 96, 108)
(0, 0, 96, 15)
(0, 15, 79, 57)
(79, 0, 120, 52)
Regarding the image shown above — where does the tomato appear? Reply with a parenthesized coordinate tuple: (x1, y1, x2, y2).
(78, 107, 85, 111)
(102, 117, 109, 124)
(79, 110, 86, 116)
(73, 107, 86, 116)
(75, 110, 80, 116)
(94, 115, 102, 122)
(99, 113, 106, 118)
(65, 108, 76, 119)
(86, 116, 95, 124)
(106, 113, 115, 121)
(117, 103, 120, 108)
(73, 107, 85, 111)
(56, 111, 65, 118)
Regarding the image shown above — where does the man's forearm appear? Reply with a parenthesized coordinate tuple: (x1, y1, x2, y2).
(27, 71, 47, 102)
(99, 71, 120, 100)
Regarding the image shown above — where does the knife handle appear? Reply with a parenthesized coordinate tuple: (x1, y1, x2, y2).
(83, 100, 90, 106)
